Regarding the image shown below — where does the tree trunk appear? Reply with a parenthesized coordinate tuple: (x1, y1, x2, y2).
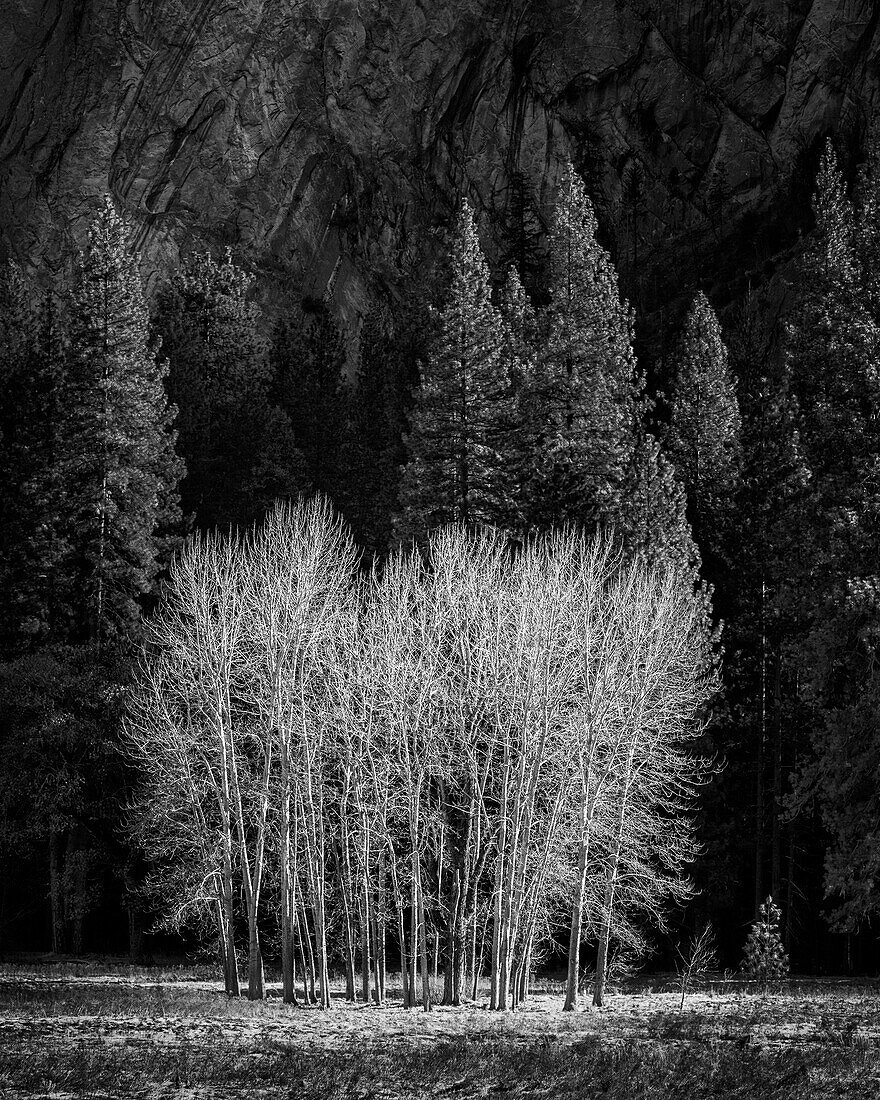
(281, 903, 297, 1006)
(771, 642, 783, 900)
(246, 915, 265, 1000)
(467, 906, 478, 1003)
(123, 864, 146, 964)
(392, 858, 411, 1007)
(755, 577, 767, 913)
(223, 897, 239, 997)
(341, 876, 356, 1002)
(593, 875, 616, 1008)
(593, 793, 628, 1011)
(443, 872, 464, 1005)
(415, 862, 432, 1012)
(298, 905, 317, 1004)
(280, 754, 297, 1004)
(360, 885, 371, 1004)
(49, 831, 68, 955)
(564, 835, 590, 1011)
(372, 860, 386, 1004)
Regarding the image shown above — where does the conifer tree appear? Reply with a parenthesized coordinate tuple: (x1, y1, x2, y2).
(273, 297, 347, 499)
(0, 269, 65, 651)
(158, 249, 307, 529)
(338, 301, 411, 553)
(621, 422, 697, 576)
(527, 162, 639, 533)
(742, 896, 789, 982)
(498, 170, 547, 294)
(665, 291, 742, 555)
(855, 129, 880, 320)
(397, 201, 517, 536)
(786, 144, 880, 931)
(727, 301, 811, 917)
(787, 141, 878, 505)
(60, 198, 182, 643)
(498, 266, 538, 524)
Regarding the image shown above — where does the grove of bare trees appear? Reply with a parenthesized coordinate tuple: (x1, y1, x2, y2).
(125, 497, 713, 1009)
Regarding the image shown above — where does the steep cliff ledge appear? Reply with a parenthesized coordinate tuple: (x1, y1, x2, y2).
(1, 0, 878, 326)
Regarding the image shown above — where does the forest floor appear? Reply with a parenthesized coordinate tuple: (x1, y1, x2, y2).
(1, 961, 879, 1098)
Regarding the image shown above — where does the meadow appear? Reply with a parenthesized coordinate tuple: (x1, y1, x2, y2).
(1, 962, 879, 1099)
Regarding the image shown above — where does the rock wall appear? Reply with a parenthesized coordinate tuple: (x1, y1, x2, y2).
(1, 0, 878, 329)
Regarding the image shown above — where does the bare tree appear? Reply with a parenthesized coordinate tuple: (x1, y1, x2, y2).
(125, 532, 252, 996)
(591, 565, 713, 1007)
(248, 499, 357, 1004)
(675, 922, 717, 1010)
(127, 501, 713, 1012)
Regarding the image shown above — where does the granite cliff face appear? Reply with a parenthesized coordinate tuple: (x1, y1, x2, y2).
(1, 0, 879, 328)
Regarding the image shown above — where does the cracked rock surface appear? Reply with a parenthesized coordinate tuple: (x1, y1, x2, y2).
(1, 0, 878, 324)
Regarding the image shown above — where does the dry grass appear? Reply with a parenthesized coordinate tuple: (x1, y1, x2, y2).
(1, 964, 879, 1098)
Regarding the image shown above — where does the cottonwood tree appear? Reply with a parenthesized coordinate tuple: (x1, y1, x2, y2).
(675, 922, 716, 1010)
(126, 531, 252, 996)
(127, 499, 712, 1010)
(251, 500, 358, 1004)
(560, 550, 712, 1009)
(490, 531, 591, 1010)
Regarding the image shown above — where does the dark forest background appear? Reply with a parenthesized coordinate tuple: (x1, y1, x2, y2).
(2, 127, 880, 978)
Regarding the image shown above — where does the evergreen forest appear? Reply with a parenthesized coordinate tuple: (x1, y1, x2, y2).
(3, 142, 880, 993)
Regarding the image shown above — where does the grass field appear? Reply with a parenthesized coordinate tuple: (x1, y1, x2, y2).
(1, 962, 879, 1098)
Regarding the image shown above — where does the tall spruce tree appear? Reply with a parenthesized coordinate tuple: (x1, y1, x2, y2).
(725, 293, 811, 924)
(498, 170, 547, 294)
(272, 297, 347, 500)
(786, 143, 880, 931)
(337, 300, 411, 553)
(787, 139, 880, 928)
(158, 249, 307, 529)
(0, 269, 65, 651)
(621, 419, 697, 575)
(498, 266, 538, 524)
(397, 201, 517, 537)
(526, 162, 640, 533)
(60, 198, 182, 643)
(665, 291, 742, 557)
(1, 201, 184, 956)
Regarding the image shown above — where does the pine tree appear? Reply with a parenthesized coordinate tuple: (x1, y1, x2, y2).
(397, 201, 517, 537)
(0, 202, 185, 950)
(527, 162, 640, 533)
(337, 300, 412, 553)
(157, 249, 308, 529)
(498, 170, 547, 294)
(742, 896, 789, 982)
(727, 297, 811, 919)
(783, 143, 880, 932)
(273, 297, 347, 499)
(60, 198, 182, 643)
(497, 266, 538, 524)
(855, 128, 880, 320)
(665, 291, 742, 556)
(787, 141, 878, 507)
(0, 269, 65, 651)
(621, 421, 697, 575)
